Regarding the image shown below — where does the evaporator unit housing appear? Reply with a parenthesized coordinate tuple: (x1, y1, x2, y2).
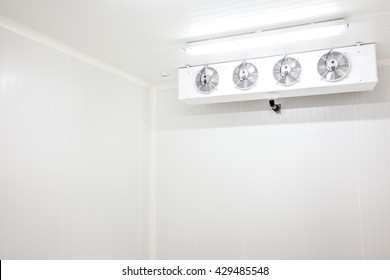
(178, 44, 377, 105)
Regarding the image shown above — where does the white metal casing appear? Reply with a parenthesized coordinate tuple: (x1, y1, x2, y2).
(178, 44, 378, 104)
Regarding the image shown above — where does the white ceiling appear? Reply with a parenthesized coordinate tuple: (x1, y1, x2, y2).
(1, 0, 390, 86)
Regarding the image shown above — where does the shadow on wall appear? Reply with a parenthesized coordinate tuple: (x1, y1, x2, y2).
(156, 66, 390, 129)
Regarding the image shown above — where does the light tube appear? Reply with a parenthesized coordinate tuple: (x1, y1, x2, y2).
(184, 19, 348, 55)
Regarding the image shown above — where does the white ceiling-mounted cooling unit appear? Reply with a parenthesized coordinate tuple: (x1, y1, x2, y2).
(178, 44, 377, 105)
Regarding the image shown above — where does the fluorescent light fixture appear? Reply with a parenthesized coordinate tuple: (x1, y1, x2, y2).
(189, 4, 340, 37)
(184, 19, 348, 55)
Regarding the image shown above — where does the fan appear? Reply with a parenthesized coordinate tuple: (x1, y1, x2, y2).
(195, 66, 219, 94)
(232, 61, 258, 90)
(273, 56, 301, 86)
(317, 50, 350, 82)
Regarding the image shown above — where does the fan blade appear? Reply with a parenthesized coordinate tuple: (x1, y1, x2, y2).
(338, 57, 347, 65)
(284, 75, 291, 85)
(293, 66, 301, 72)
(338, 65, 349, 73)
(326, 72, 335, 80)
(335, 52, 343, 61)
(336, 67, 347, 76)
(290, 71, 300, 80)
(334, 71, 342, 80)
(288, 58, 296, 68)
(338, 62, 349, 67)
(334, 70, 344, 80)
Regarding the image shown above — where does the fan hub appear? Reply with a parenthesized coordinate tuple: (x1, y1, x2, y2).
(239, 69, 249, 81)
(326, 59, 339, 72)
(200, 74, 211, 85)
(281, 64, 292, 76)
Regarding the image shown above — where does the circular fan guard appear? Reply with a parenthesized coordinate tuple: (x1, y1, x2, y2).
(273, 56, 301, 86)
(232, 61, 258, 90)
(317, 50, 350, 82)
(195, 66, 219, 94)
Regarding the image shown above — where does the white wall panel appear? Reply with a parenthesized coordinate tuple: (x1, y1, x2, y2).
(61, 60, 143, 259)
(0, 28, 67, 259)
(154, 66, 390, 259)
(139, 87, 151, 259)
(240, 104, 361, 259)
(352, 66, 390, 259)
(155, 94, 243, 259)
(0, 27, 151, 259)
